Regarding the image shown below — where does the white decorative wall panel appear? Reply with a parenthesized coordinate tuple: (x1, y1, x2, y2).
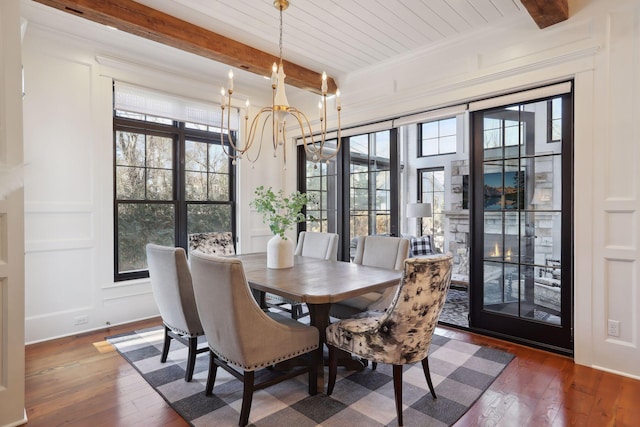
(606, 211, 636, 248)
(593, 3, 640, 377)
(25, 249, 93, 315)
(605, 11, 638, 199)
(605, 258, 636, 344)
(23, 54, 93, 204)
(25, 211, 92, 242)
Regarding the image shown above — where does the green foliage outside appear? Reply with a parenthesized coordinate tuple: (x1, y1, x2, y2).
(115, 129, 233, 274)
(118, 203, 175, 272)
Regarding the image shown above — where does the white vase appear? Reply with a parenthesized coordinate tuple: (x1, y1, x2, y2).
(267, 234, 294, 269)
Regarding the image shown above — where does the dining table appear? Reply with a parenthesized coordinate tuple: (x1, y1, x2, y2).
(234, 252, 402, 393)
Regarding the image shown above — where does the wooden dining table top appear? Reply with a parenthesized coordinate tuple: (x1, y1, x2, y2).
(234, 252, 402, 305)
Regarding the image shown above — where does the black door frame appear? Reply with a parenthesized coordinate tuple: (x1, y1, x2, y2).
(468, 89, 574, 355)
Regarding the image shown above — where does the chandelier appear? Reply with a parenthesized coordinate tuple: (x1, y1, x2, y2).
(219, 0, 342, 168)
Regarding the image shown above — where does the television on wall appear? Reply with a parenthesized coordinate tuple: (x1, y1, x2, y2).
(484, 171, 525, 210)
(462, 171, 525, 211)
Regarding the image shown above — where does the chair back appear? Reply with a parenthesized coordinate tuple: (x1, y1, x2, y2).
(188, 232, 235, 255)
(189, 251, 317, 370)
(353, 235, 410, 270)
(375, 254, 453, 364)
(145, 243, 203, 336)
(294, 231, 339, 261)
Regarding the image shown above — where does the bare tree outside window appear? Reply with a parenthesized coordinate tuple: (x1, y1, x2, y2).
(114, 112, 234, 281)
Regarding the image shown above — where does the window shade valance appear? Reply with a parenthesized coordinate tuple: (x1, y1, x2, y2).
(113, 81, 239, 130)
(296, 120, 393, 145)
(468, 81, 572, 112)
(392, 104, 467, 127)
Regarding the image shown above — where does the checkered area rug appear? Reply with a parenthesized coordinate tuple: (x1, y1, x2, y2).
(107, 325, 513, 426)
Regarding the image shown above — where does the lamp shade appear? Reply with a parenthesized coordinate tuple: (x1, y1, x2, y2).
(406, 202, 432, 218)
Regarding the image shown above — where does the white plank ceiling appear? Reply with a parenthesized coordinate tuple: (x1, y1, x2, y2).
(21, 0, 536, 102)
(131, 0, 530, 79)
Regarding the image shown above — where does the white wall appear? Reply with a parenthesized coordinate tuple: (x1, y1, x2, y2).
(20, 0, 640, 379)
(20, 14, 294, 343)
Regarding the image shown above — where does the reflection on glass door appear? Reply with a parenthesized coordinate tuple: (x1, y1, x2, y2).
(348, 131, 393, 240)
(303, 139, 338, 233)
(418, 168, 445, 252)
(471, 90, 573, 354)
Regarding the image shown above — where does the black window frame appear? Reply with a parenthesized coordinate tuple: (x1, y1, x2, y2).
(418, 116, 457, 157)
(113, 114, 236, 282)
(547, 97, 563, 143)
(417, 167, 445, 252)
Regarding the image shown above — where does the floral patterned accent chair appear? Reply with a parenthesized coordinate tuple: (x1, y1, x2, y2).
(188, 231, 235, 256)
(326, 253, 453, 427)
(145, 243, 208, 382)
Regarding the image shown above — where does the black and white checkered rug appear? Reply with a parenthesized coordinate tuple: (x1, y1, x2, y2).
(107, 325, 513, 426)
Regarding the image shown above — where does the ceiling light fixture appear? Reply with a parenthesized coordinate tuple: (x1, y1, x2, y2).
(219, 0, 342, 168)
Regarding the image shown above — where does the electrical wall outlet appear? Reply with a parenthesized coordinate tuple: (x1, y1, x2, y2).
(74, 315, 89, 325)
(607, 319, 620, 337)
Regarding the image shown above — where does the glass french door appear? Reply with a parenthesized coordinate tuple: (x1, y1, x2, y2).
(470, 90, 573, 354)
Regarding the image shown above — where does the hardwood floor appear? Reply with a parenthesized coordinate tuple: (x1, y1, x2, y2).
(25, 317, 640, 426)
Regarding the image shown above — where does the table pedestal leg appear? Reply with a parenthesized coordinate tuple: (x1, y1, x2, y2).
(308, 303, 366, 393)
(308, 303, 330, 393)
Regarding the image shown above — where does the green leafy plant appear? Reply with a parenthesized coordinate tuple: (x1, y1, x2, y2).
(250, 186, 315, 239)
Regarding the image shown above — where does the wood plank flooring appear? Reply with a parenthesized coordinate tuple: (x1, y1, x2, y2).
(24, 317, 640, 426)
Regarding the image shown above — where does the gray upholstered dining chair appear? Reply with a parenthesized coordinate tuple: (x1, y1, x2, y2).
(265, 231, 340, 319)
(294, 231, 339, 260)
(188, 231, 265, 304)
(329, 235, 410, 319)
(189, 251, 319, 427)
(326, 254, 453, 427)
(145, 243, 208, 382)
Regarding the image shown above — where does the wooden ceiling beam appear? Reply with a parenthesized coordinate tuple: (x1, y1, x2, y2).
(33, 0, 338, 95)
(520, 0, 569, 29)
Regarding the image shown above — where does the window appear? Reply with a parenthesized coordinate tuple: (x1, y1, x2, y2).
(114, 111, 235, 281)
(418, 168, 445, 252)
(547, 97, 562, 143)
(303, 139, 338, 232)
(349, 132, 392, 240)
(419, 117, 457, 156)
(299, 128, 399, 261)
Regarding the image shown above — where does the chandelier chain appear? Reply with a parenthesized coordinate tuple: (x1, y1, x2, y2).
(279, 6, 284, 64)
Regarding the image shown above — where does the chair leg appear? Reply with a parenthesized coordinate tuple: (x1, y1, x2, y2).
(308, 347, 319, 396)
(161, 325, 172, 363)
(393, 365, 404, 427)
(372, 362, 378, 371)
(185, 336, 198, 382)
(327, 344, 339, 395)
(239, 370, 255, 427)
(292, 303, 303, 320)
(205, 351, 218, 396)
(421, 357, 437, 399)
